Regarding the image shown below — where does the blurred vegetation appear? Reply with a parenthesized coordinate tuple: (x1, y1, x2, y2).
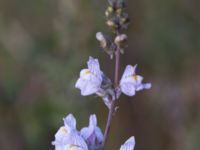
(0, 0, 200, 150)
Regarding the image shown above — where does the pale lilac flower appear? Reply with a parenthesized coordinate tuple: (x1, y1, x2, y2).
(80, 114, 103, 149)
(52, 114, 88, 150)
(75, 57, 103, 96)
(120, 65, 151, 96)
(120, 136, 135, 150)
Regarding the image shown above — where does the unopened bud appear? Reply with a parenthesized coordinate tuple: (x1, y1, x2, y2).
(105, 11, 109, 17)
(96, 32, 107, 48)
(116, 8, 122, 15)
(105, 6, 114, 17)
(96, 32, 116, 58)
(108, 6, 113, 12)
(121, 17, 129, 24)
(106, 20, 117, 29)
(120, 13, 130, 28)
(114, 34, 128, 46)
(96, 32, 105, 41)
(108, 0, 125, 9)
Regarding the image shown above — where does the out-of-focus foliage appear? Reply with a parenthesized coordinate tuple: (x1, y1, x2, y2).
(0, 0, 200, 150)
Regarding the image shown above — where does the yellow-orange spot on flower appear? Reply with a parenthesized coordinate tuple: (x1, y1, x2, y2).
(131, 75, 138, 80)
(69, 144, 76, 148)
(67, 144, 80, 149)
(84, 69, 91, 75)
(61, 127, 68, 134)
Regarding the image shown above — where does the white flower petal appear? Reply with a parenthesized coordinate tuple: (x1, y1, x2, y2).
(95, 127, 104, 143)
(80, 69, 92, 80)
(63, 114, 76, 130)
(80, 127, 90, 140)
(75, 78, 100, 96)
(120, 76, 142, 85)
(135, 83, 151, 91)
(120, 82, 136, 96)
(143, 83, 152, 89)
(96, 32, 105, 41)
(64, 133, 88, 150)
(75, 78, 86, 90)
(120, 136, 135, 150)
(81, 81, 100, 96)
(121, 65, 137, 79)
(65, 147, 85, 150)
(89, 114, 97, 127)
(135, 84, 144, 91)
(80, 114, 103, 149)
(55, 144, 64, 150)
(54, 126, 69, 143)
(87, 56, 101, 77)
(80, 115, 96, 140)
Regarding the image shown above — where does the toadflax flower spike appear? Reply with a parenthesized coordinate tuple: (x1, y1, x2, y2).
(80, 114, 103, 149)
(120, 65, 151, 96)
(120, 136, 135, 150)
(75, 57, 103, 96)
(52, 114, 88, 150)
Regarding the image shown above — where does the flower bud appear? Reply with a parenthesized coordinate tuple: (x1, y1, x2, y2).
(106, 20, 118, 29)
(96, 32, 116, 58)
(105, 6, 114, 17)
(116, 8, 122, 15)
(96, 32, 105, 41)
(114, 34, 128, 47)
(120, 13, 130, 28)
(96, 32, 107, 48)
(108, 0, 125, 9)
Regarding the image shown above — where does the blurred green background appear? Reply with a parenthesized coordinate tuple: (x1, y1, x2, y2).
(0, 0, 200, 150)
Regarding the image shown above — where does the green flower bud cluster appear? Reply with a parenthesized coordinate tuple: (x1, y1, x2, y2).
(105, 0, 130, 32)
(96, 0, 129, 58)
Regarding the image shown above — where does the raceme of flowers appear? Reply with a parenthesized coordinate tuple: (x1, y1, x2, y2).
(53, 0, 152, 149)
(52, 114, 135, 150)
(75, 56, 151, 100)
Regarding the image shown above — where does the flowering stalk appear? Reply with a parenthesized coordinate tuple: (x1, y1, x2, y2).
(52, 0, 151, 149)
(102, 36, 121, 148)
(102, 0, 127, 147)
